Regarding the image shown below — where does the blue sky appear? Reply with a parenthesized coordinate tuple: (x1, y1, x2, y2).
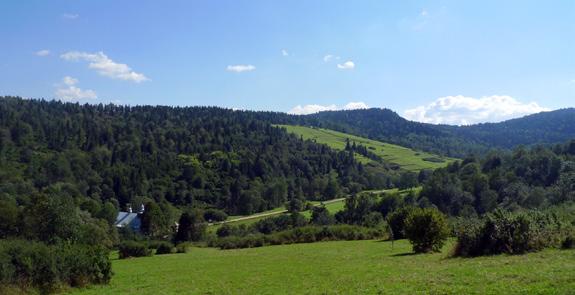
(0, 0, 573, 124)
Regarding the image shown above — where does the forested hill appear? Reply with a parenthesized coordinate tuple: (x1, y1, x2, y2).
(296, 108, 575, 157)
(0, 96, 387, 216)
(454, 108, 575, 148)
(299, 108, 473, 157)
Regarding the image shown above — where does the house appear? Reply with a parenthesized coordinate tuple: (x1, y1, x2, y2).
(114, 204, 144, 232)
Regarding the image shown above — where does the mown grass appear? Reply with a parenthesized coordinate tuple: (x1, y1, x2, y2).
(71, 239, 575, 294)
(278, 125, 455, 172)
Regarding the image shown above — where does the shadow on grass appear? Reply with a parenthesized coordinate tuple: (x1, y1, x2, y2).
(390, 252, 417, 257)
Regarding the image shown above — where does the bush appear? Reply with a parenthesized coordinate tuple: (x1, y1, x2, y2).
(118, 241, 152, 259)
(203, 209, 228, 222)
(453, 210, 566, 257)
(155, 242, 174, 255)
(387, 207, 414, 240)
(211, 225, 386, 249)
(0, 240, 111, 293)
(216, 223, 232, 237)
(404, 208, 449, 253)
(562, 235, 575, 249)
(175, 243, 191, 253)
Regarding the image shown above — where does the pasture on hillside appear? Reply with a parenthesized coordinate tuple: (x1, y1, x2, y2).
(71, 239, 575, 294)
(278, 125, 455, 172)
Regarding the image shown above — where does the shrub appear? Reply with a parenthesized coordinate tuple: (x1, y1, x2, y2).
(175, 243, 191, 253)
(311, 206, 335, 226)
(211, 225, 386, 249)
(155, 242, 174, 255)
(0, 240, 111, 293)
(404, 208, 449, 253)
(216, 223, 232, 237)
(453, 210, 566, 257)
(386, 207, 414, 240)
(118, 241, 152, 259)
(562, 235, 575, 249)
(203, 209, 228, 222)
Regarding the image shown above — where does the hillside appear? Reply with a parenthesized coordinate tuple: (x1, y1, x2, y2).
(0, 96, 385, 218)
(278, 125, 454, 172)
(297, 108, 575, 157)
(454, 108, 575, 148)
(70, 239, 575, 294)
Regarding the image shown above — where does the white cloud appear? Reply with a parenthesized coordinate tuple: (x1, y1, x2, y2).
(323, 54, 340, 63)
(420, 10, 429, 17)
(61, 51, 149, 83)
(35, 49, 50, 56)
(55, 76, 97, 101)
(343, 102, 369, 110)
(404, 95, 550, 125)
(226, 64, 256, 73)
(62, 76, 78, 86)
(62, 13, 79, 19)
(337, 61, 355, 70)
(289, 101, 368, 115)
(282, 49, 289, 56)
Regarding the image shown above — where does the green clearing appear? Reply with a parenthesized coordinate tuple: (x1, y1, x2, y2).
(278, 125, 455, 172)
(71, 239, 575, 295)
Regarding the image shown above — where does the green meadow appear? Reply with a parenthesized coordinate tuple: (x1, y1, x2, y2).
(71, 239, 575, 295)
(278, 125, 455, 172)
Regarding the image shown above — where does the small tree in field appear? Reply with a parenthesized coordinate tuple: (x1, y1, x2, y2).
(404, 207, 449, 253)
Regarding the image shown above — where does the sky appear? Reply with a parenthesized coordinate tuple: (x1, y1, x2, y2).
(0, 0, 574, 125)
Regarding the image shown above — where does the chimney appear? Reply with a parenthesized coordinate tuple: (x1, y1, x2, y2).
(127, 204, 132, 213)
(139, 204, 145, 214)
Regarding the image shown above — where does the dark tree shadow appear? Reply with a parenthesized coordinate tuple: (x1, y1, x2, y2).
(390, 252, 417, 257)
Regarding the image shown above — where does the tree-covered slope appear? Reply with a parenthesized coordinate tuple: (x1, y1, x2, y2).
(454, 108, 575, 148)
(296, 108, 575, 157)
(0, 96, 385, 216)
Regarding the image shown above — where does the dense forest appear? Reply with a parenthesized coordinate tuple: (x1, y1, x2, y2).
(0, 96, 392, 217)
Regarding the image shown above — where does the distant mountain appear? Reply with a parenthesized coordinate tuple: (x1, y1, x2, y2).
(454, 108, 575, 148)
(292, 108, 575, 157)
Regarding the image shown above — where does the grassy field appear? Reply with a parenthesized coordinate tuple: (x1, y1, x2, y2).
(278, 125, 455, 172)
(71, 239, 575, 294)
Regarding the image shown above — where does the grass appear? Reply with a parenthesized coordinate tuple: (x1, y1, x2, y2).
(70, 239, 575, 294)
(278, 125, 455, 172)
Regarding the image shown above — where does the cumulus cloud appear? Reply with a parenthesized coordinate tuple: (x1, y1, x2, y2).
(35, 49, 50, 56)
(343, 102, 369, 110)
(289, 101, 368, 115)
(62, 13, 79, 19)
(404, 95, 550, 125)
(337, 61, 355, 70)
(226, 64, 256, 73)
(55, 76, 97, 101)
(281, 49, 289, 56)
(61, 51, 149, 83)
